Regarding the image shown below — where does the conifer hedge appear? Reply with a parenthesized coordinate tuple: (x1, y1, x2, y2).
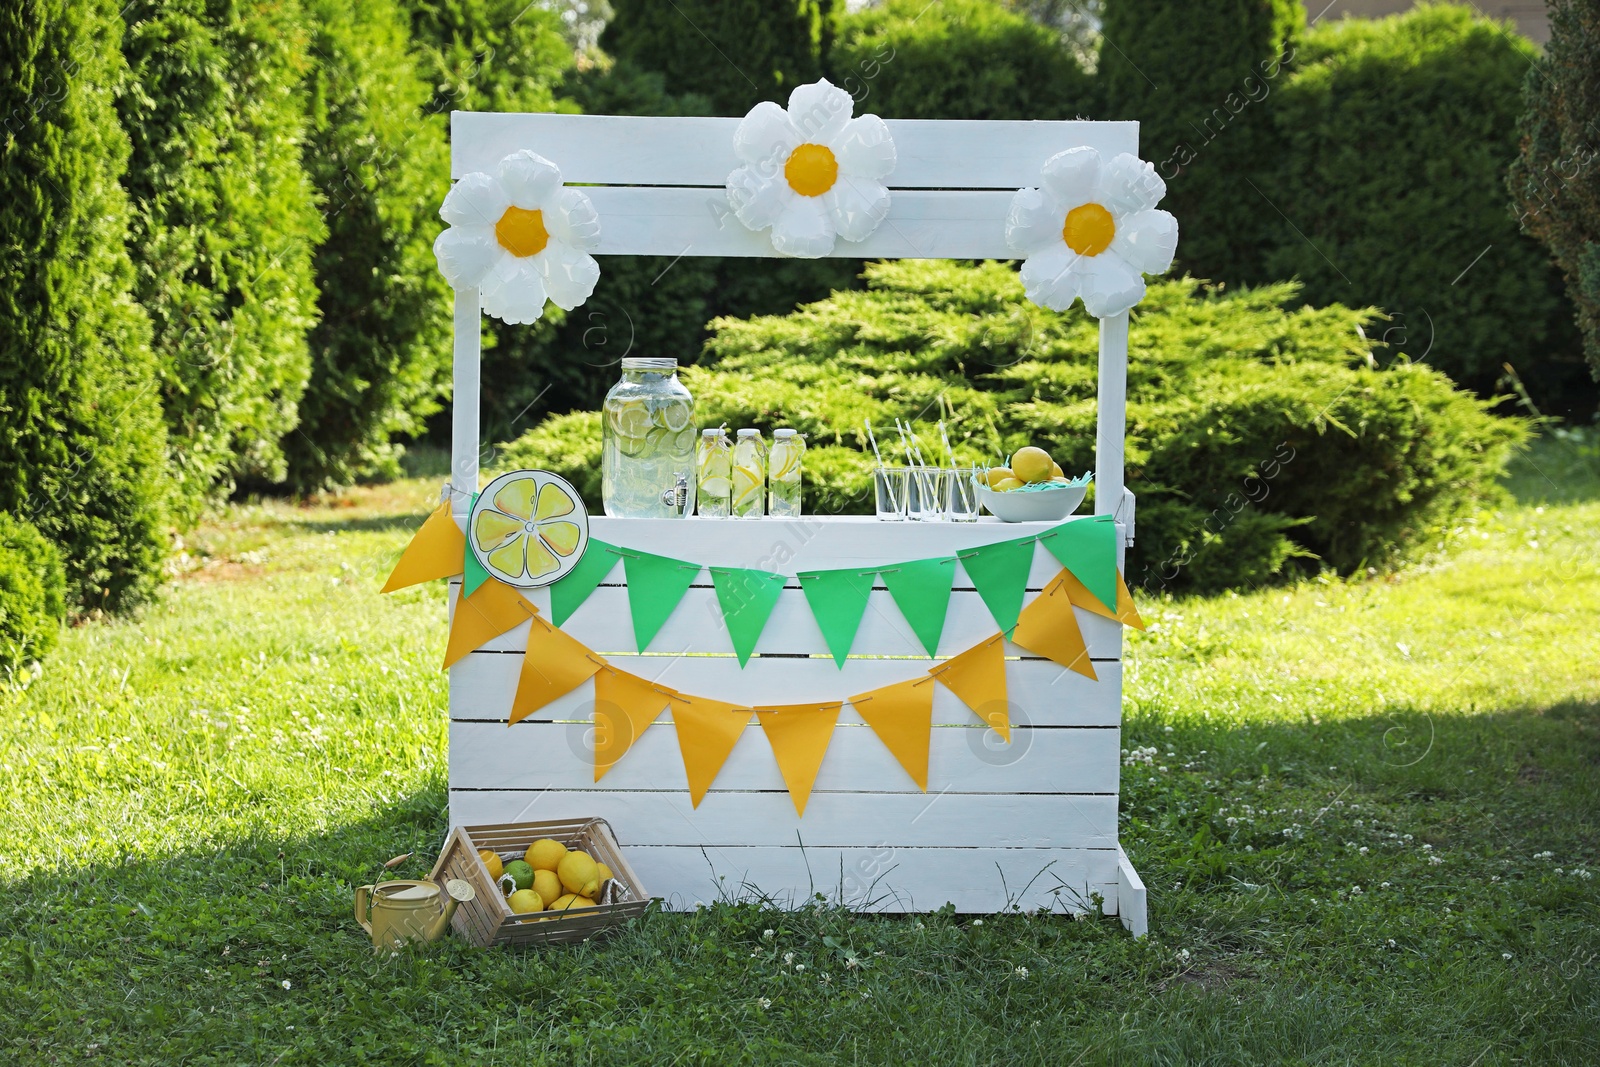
(286, 0, 452, 489)
(0, 0, 174, 613)
(501, 261, 1522, 594)
(119, 0, 325, 514)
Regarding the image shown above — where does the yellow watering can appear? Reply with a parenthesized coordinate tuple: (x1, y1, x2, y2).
(354, 878, 475, 952)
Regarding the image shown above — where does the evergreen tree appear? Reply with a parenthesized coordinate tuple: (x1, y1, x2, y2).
(120, 0, 325, 516)
(1099, 0, 1302, 282)
(286, 0, 453, 489)
(1509, 0, 1600, 387)
(601, 0, 836, 115)
(0, 0, 173, 613)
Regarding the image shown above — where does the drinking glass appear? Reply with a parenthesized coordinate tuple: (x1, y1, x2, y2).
(907, 468, 947, 521)
(873, 467, 909, 519)
(945, 467, 981, 522)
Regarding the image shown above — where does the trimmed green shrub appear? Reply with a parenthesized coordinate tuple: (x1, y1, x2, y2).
(1270, 4, 1581, 409)
(601, 0, 835, 116)
(1100, 0, 1302, 283)
(119, 0, 325, 515)
(0, 513, 66, 675)
(828, 0, 1097, 120)
(500, 260, 1524, 594)
(284, 0, 452, 490)
(1508, 0, 1600, 390)
(403, 0, 576, 116)
(0, 0, 173, 613)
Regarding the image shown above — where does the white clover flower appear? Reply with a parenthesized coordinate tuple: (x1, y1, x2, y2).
(1014, 965, 1030, 979)
(725, 79, 895, 258)
(1502, 952, 1514, 960)
(972, 918, 983, 926)
(783, 951, 795, 966)
(1006, 146, 1178, 317)
(762, 929, 776, 940)
(432, 150, 601, 325)
(758, 997, 772, 1009)
(281, 979, 291, 990)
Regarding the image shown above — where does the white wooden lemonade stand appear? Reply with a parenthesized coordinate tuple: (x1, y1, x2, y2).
(389, 87, 1178, 937)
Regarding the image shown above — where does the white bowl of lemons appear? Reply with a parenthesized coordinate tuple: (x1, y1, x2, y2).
(977, 447, 1090, 522)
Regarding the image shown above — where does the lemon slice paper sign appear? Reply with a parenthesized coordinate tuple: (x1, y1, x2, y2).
(469, 470, 590, 588)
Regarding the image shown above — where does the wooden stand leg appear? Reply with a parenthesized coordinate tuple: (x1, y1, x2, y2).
(1116, 844, 1148, 938)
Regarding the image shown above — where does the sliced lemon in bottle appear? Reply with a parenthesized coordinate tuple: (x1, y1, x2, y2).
(659, 398, 692, 433)
(611, 401, 652, 439)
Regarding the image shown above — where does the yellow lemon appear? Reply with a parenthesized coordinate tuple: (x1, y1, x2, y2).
(547, 893, 588, 912)
(558, 850, 602, 898)
(507, 888, 544, 914)
(478, 850, 503, 881)
(596, 862, 614, 886)
(984, 467, 1015, 489)
(994, 476, 1024, 492)
(1050, 460, 1064, 479)
(1011, 446, 1054, 484)
(532, 868, 562, 907)
(526, 838, 568, 872)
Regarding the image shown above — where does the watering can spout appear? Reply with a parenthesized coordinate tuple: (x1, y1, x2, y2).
(428, 879, 475, 941)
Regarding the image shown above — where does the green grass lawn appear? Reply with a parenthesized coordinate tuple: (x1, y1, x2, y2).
(2, 437, 1597, 1065)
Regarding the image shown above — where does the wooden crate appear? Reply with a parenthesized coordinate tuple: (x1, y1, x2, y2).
(428, 818, 651, 948)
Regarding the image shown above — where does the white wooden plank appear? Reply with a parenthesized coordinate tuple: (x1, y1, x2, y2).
(602, 844, 1122, 914)
(1117, 844, 1148, 937)
(450, 656, 1123, 728)
(1095, 310, 1128, 519)
(576, 186, 1020, 259)
(451, 113, 1138, 189)
(449, 718, 1121, 794)
(447, 789, 1119, 848)
(487, 586, 1121, 661)
(580, 514, 1091, 573)
(450, 289, 479, 523)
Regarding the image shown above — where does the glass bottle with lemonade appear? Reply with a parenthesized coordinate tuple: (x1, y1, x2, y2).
(601, 358, 696, 518)
(731, 429, 766, 518)
(767, 429, 805, 517)
(695, 428, 732, 517)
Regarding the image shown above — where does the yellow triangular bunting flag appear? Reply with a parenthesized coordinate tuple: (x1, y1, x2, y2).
(929, 633, 1010, 742)
(1058, 567, 1145, 630)
(593, 668, 674, 782)
(755, 702, 843, 816)
(849, 678, 936, 791)
(444, 578, 538, 669)
(381, 501, 465, 593)
(1012, 572, 1098, 680)
(507, 616, 603, 726)
(669, 695, 752, 807)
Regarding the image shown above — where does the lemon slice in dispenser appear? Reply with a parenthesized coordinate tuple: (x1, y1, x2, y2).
(468, 470, 590, 588)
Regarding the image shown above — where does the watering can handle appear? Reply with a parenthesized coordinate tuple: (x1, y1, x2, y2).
(354, 885, 374, 934)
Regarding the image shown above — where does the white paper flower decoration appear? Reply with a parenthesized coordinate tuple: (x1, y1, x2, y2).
(432, 150, 601, 325)
(1005, 147, 1179, 318)
(725, 79, 896, 258)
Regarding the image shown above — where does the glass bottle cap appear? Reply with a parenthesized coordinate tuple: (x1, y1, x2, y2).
(774, 429, 798, 438)
(736, 428, 761, 437)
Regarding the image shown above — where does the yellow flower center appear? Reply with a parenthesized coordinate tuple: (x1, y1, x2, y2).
(1062, 202, 1115, 257)
(784, 143, 838, 197)
(495, 206, 549, 258)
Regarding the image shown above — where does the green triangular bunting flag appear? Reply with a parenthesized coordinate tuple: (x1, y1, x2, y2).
(549, 538, 619, 627)
(461, 492, 490, 597)
(798, 568, 876, 668)
(881, 557, 956, 658)
(710, 567, 788, 667)
(623, 550, 701, 651)
(1039, 516, 1118, 611)
(958, 536, 1036, 638)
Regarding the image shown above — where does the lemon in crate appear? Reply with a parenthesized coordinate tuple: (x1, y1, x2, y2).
(731, 429, 766, 518)
(696, 429, 732, 517)
(767, 429, 805, 517)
